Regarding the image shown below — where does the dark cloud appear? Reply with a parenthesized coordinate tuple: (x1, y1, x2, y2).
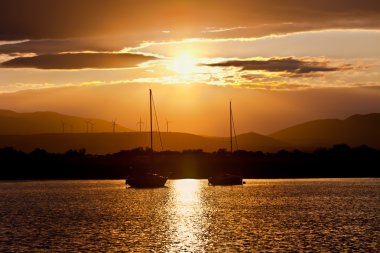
(241, 74, 270, 80)
(0, 0, 379, 41)
(1, 53, 157, 69)
(203, 58, 340, 74)
(0, 39, 131, 55)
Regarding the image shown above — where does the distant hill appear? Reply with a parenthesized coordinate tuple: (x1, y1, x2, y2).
(1, 110, 379, 153)
(218, 132, 288, 151)
(0, 109, 131, 134)
(0, 132, 286, 154)
(270, 113, 380, 149)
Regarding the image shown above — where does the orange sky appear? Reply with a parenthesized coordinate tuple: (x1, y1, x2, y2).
(0, 1, 379, 135)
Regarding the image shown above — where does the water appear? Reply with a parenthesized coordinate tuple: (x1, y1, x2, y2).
(0, 179, 379, 252)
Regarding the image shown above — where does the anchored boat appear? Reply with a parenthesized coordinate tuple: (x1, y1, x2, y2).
(208, 101, 244, 186)
(125, 89, 168, 188)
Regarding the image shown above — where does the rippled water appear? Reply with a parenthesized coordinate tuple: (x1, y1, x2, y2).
(0, 179, 379, 252)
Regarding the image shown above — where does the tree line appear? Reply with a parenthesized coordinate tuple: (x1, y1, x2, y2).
(0, 144, 379, 180)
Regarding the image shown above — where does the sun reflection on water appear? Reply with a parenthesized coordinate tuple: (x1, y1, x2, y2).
(166, 179, 208, 252)
(173, 179, 200, 205)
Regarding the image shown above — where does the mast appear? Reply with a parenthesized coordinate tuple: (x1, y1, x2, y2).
(230, 100, 233, 154)
(150, 89, 153, 151)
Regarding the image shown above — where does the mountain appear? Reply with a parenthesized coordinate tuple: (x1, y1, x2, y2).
(270, 113, 380, 149)
(0, 109, 131, 134)
(0, 132, 286, 154)
(0, 109, 286, 153)
(1, 109, 379, 153)
(223, 132, 288, 151)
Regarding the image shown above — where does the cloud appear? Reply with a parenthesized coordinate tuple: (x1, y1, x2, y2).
(239, 83, 310, 90)
(0, 38, 132, 55)
(203, 58, 343, 74)
(1, 53, 157, 69)
(132, 30, 380, 59)
(1, 0, 379, 41)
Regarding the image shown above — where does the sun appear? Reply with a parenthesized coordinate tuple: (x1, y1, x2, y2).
(171, 52, 197, 74)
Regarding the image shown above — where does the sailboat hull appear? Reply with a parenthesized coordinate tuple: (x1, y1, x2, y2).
(208, 174, 244, 186)
(126, 173, 168, 188)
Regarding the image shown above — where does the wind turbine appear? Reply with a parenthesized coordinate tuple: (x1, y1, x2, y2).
(137, 117, 144, 132)
(84, 120, 91, 133)
(61, 120, 66, 133)
(166, 118, 172, 133)
(112, 119, 117, 133)
(90, 122, 96, 133)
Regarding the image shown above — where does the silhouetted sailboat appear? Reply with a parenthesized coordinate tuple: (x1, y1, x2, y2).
(208, 101, 245, 186)
(126, 89, 168, 188)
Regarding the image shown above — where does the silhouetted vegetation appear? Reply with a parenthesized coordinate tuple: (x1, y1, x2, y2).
(0, 144, 379, 180)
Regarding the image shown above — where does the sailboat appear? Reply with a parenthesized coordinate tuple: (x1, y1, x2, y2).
(125, 89, 168, 188)
(208, 101, 245, 186)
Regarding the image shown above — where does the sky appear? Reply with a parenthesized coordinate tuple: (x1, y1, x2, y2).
(0, 0, 380, 136)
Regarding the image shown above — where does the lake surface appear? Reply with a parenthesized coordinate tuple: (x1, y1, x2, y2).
(0, 179, 379, 252)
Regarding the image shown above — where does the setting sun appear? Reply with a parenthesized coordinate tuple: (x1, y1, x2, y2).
(171, 52, 198, 74)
